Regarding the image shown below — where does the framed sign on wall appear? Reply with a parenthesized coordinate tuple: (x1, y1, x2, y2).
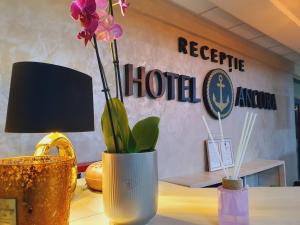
(205, 138, 234, 172)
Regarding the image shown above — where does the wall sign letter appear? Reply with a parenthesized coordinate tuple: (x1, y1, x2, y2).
(125, 64, 146, 97)
(146, 70, 166, 98)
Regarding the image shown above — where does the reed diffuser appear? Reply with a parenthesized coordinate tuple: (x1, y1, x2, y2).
(202, 111, 257, 225)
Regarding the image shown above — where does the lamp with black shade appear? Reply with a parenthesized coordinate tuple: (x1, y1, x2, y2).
(5, 61, 95, 192)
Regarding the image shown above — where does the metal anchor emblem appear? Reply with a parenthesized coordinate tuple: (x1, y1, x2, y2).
(213, 75, 229, 112)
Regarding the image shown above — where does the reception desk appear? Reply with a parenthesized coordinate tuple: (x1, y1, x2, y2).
(70, 179, 300, 225)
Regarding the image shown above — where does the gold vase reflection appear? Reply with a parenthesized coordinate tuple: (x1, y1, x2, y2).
(0, 156, 73, 225)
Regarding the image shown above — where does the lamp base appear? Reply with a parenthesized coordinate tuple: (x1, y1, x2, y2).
(34, 132, 77, 192)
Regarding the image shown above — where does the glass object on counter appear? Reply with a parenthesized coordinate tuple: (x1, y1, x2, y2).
(218, 178, 249, 225)
(0, 155, 73, 225)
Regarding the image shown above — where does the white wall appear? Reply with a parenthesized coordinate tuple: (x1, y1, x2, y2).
(0, 0, 297, 185)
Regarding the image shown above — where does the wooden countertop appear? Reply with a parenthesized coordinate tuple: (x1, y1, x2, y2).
(70, 179, 300, 225)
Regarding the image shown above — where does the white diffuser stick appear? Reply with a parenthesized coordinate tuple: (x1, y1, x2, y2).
(233, 112, 253, 178)
(202, 115, 228, 178)
(235, 113, 257, 179)
(218, 112, 229, 177)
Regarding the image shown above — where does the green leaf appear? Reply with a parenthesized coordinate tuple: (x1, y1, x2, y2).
(127, 127, 137, 153)
(101, 98, 130, 153)
(132, 117, 160, 152)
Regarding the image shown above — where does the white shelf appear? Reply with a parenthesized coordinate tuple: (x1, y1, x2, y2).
(163, 159, 286, 187)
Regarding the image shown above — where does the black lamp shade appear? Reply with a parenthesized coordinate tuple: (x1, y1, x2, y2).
(5, 62, 94, 133)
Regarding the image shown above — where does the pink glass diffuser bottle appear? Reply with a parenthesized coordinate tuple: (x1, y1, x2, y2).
(218, 178, 249, 225)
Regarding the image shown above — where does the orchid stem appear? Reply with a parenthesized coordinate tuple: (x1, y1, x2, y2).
(109, 0, 124, 103)
(93, 34, 119, 153)
(110, 43, 119, 99)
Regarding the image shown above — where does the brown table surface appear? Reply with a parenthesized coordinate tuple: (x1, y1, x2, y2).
(70, 179, 300, 225)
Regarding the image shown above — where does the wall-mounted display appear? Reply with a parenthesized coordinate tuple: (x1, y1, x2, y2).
(203, 69, 234, 119)
(235, 87, 277, 110)
(125, 64, 201, 103)
(178, 37, 245, 72)
(123, 36, 278, 120)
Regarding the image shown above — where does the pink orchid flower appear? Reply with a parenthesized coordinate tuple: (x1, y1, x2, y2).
(96, 11, 123, 42)
(70, 0, 99, 44)
(118, 0, 129, 16)
(96, 0, 108, 9)
(77, 31, 94, 46)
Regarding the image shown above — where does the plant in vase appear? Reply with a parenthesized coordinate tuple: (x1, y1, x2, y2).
(102, 99, 159, 225)
(70, 0, 159, 224)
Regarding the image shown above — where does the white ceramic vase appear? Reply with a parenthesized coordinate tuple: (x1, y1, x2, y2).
(102, 151, 158, 225)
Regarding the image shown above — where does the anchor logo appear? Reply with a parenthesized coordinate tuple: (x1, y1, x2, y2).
(213, 75, 229, 112)
(203, 69, 234, 119)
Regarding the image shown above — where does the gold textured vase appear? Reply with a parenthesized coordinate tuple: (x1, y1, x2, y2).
(0, 155, 73, 225)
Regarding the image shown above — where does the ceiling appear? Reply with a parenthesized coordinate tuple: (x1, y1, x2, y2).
(169, 0, 300, 66)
